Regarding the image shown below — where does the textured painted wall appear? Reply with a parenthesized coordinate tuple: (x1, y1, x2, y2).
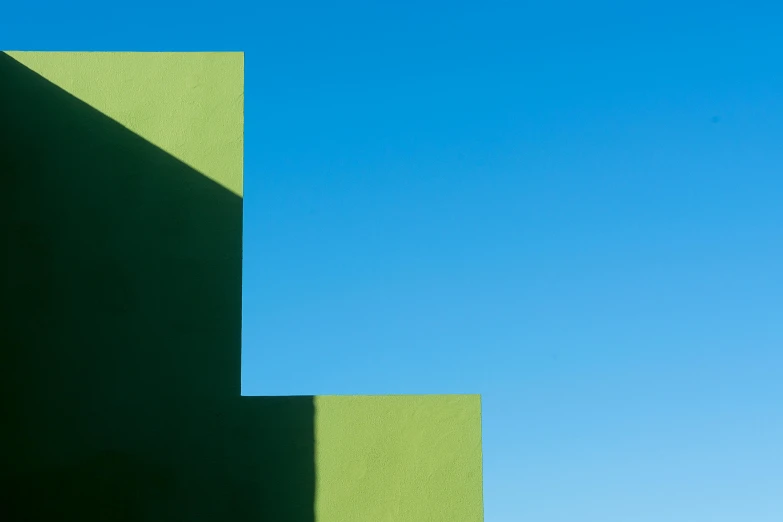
(316, 395, 484, 522)
(0, 51, 483, 521)
(6, 51, 244, 195)
(0, 51, 288, 521)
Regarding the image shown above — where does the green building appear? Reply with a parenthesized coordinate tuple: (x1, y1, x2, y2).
(0, 52, 483, 521)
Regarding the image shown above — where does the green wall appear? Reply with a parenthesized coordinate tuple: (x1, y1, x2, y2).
(0, 52, 483, 521)
(316, 395, 483, 521)
(7, 52, 244, 196)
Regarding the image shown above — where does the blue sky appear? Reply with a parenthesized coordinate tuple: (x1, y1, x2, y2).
(4, 1, 783, 520)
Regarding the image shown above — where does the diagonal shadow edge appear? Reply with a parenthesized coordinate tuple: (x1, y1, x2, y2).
(1, 52, 315, 522)
(5, 50, 244, 198)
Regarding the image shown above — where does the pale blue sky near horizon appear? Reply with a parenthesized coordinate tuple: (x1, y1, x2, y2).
(4, 1, 783, 520)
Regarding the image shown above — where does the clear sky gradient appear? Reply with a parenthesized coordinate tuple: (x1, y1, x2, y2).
(4, 2, 783, 520)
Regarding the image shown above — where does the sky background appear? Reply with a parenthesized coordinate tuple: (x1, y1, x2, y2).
(4, 1, 783, 520)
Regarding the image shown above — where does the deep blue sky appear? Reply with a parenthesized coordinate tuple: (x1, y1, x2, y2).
(5, 2, 783, 520)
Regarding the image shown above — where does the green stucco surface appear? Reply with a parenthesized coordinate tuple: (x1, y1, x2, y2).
(1, 51, 483, 521)
(6, 51, 244, 196)
(316, 395, 483, 522)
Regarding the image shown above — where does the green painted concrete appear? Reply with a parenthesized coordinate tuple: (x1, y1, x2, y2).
(316, 395, 483, 522)
(0, 51, 483, 521)
(1, 50, 259, 519)
(6, 51, 244, 196)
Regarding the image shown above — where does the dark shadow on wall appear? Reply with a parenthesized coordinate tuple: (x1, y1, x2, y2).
(0, 52, 315, 522)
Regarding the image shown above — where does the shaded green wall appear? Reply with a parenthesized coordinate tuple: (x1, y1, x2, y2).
(1, 51, 312, 521)
(0, 52, 483, 521)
